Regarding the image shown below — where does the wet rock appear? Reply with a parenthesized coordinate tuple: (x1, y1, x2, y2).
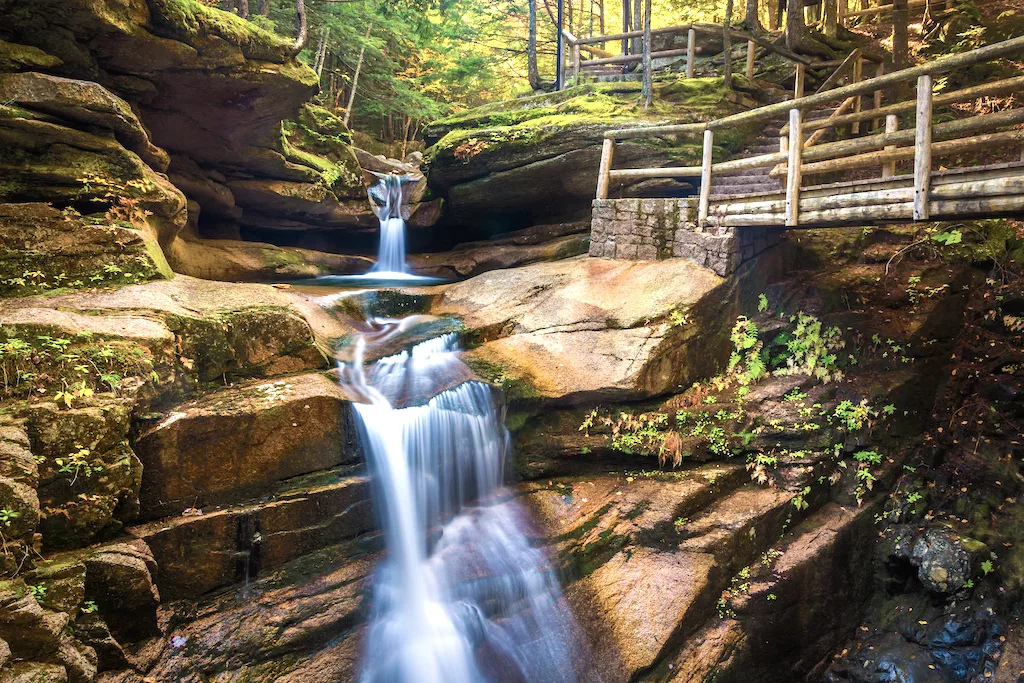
(881, 525, 979, 595)
(133, 373, 357, 519)
(128, 472, 372, 598)
(141, 542, 375, 682)
(825, 601, 1004, 683)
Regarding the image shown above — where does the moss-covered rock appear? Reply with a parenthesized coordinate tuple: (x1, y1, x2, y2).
(424, 78, 755, 232)
(0, 41, 63, 73)
(0, 203, 169, 298)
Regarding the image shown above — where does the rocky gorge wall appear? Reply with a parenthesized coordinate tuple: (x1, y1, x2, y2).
(589, 197, 785, 276)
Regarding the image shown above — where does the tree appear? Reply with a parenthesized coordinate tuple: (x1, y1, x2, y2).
(745, 0, 761, 32)
(291, 0, 307, 54)
(528, 0, 544, 89)
(893, 0, 909, 70)
(238, 0, 249, 18)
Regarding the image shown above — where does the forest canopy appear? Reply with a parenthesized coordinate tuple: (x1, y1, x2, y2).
(206, 0, 729, 142)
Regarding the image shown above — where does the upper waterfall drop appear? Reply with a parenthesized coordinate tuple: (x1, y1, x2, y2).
(367, 172, 415, 276)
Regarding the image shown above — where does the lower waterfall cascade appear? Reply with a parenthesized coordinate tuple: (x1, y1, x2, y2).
(339, 329, 582, 683)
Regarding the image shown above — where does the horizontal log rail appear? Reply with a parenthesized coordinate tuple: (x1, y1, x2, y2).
(593, 35, 1024, 234)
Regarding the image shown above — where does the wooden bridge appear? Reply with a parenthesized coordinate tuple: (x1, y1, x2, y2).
(593, 35, 1024, 234)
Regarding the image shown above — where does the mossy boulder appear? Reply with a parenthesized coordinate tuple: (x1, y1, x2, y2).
(424, 78, 755, 233)
(26, 398, 143, 551)
(0, 41, 63, 73)
(0, 203, 169, 298)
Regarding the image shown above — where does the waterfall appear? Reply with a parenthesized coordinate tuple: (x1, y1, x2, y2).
(367, 174, 413, 276)
(339, 331, 580, 683)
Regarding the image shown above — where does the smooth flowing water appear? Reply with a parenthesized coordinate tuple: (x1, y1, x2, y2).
(339, 330, 580, 683)
(299, 173, 445, 288)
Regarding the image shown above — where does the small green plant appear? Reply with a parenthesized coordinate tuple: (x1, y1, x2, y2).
(54, 447, 103, 485)
(792, 486, 812, 511)
(774, 313, 845, 382)
(0, 509, 20, 527)
(81, 600, 99, 614)
(757, 293, 769, 312)
(981, 559, 994, 575)
(28, 584, 47, 601)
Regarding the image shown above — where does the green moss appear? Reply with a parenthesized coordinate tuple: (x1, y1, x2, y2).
(0, 40, 63, 71)
(148, 0, 300, 65)
(464, 357, 540, 402)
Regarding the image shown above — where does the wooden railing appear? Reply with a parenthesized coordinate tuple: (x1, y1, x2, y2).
(595, 35, 1024, 229)
(839, 0, 950, 25)
(558, 23, 813, 92)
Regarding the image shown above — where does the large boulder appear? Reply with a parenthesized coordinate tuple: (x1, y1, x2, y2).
(432, 255, 737, 403)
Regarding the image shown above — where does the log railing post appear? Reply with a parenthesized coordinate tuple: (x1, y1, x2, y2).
(882, 114, 898, 178)
(851, 56, 863, 134)
(698, 129, 714, 229)
(786, 108, 803, 226)
(839, 0, 848, 27)
(913, 74, 933, 220)
(573, 43, 582, 85)
(597, 138, 615, 199)
(686, 28, 696, 78)
(794, 63, 806, 99)
(873, 61, 885, 130)
(746, 39, 756, 81)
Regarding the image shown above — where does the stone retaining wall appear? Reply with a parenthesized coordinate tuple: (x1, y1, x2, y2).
(589, 198, 784, 276)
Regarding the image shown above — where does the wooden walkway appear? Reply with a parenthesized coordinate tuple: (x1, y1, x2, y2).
(594, 35, 1024, 232)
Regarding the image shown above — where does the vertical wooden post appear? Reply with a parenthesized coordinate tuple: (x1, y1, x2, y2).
(573, 43, 581, 85)
(786, 108, 803, 227)
(780, 134, 789, 190)
(596, 138, 615, 200)
(794, 63, 806, 99)
(746, 39, 756, 81)
(838, 0, 848, 28)
(851, 56, 863, 134)
(697, 129, 714, 229)
(686, 28, 696, 78)
(913, 74, 933, 220)
(873, 61, 885, 131)
(882, 114, 898, 179)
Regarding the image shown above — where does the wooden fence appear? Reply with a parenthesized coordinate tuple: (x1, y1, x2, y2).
(595, 35, 1024, 229)
(557, 22, 814, 92)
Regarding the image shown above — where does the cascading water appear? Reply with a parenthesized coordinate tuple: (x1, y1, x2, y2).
(339, 329, 581, 683)
(367, 173, 412, 276)
(302, 174, 444, 287)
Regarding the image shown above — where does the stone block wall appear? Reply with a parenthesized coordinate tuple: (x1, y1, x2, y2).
(589, 198, 784, 277)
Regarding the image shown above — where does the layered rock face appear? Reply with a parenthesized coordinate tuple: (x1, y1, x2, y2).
(423, 80, 758, 240)
(0, 0, 442, 281)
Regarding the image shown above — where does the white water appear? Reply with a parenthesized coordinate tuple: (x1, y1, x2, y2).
(309, 174, 444, 286)
(340, 333, 579, 683)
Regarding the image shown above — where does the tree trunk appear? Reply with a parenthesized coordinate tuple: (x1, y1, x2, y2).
(632, 0, 641, 54)
(528, 0, 543, 89)
(642, 0, 652, 108)
(599, 0, 605, 49)
(221, 0, 235, 11)
(823, 0, 837, 37)
(768, 0, 780, 30)
(745, 0, 761, 32)
(724, 0, 734, 88)
(344, 23, 373, 127)
(257, 0, 268, 15)
(893, 0, 909, 70)
(237, 0, 249, 18)
(314, 27, 328, 78)
(290, 0, 307, 55)
(567, 0, 573, 34)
